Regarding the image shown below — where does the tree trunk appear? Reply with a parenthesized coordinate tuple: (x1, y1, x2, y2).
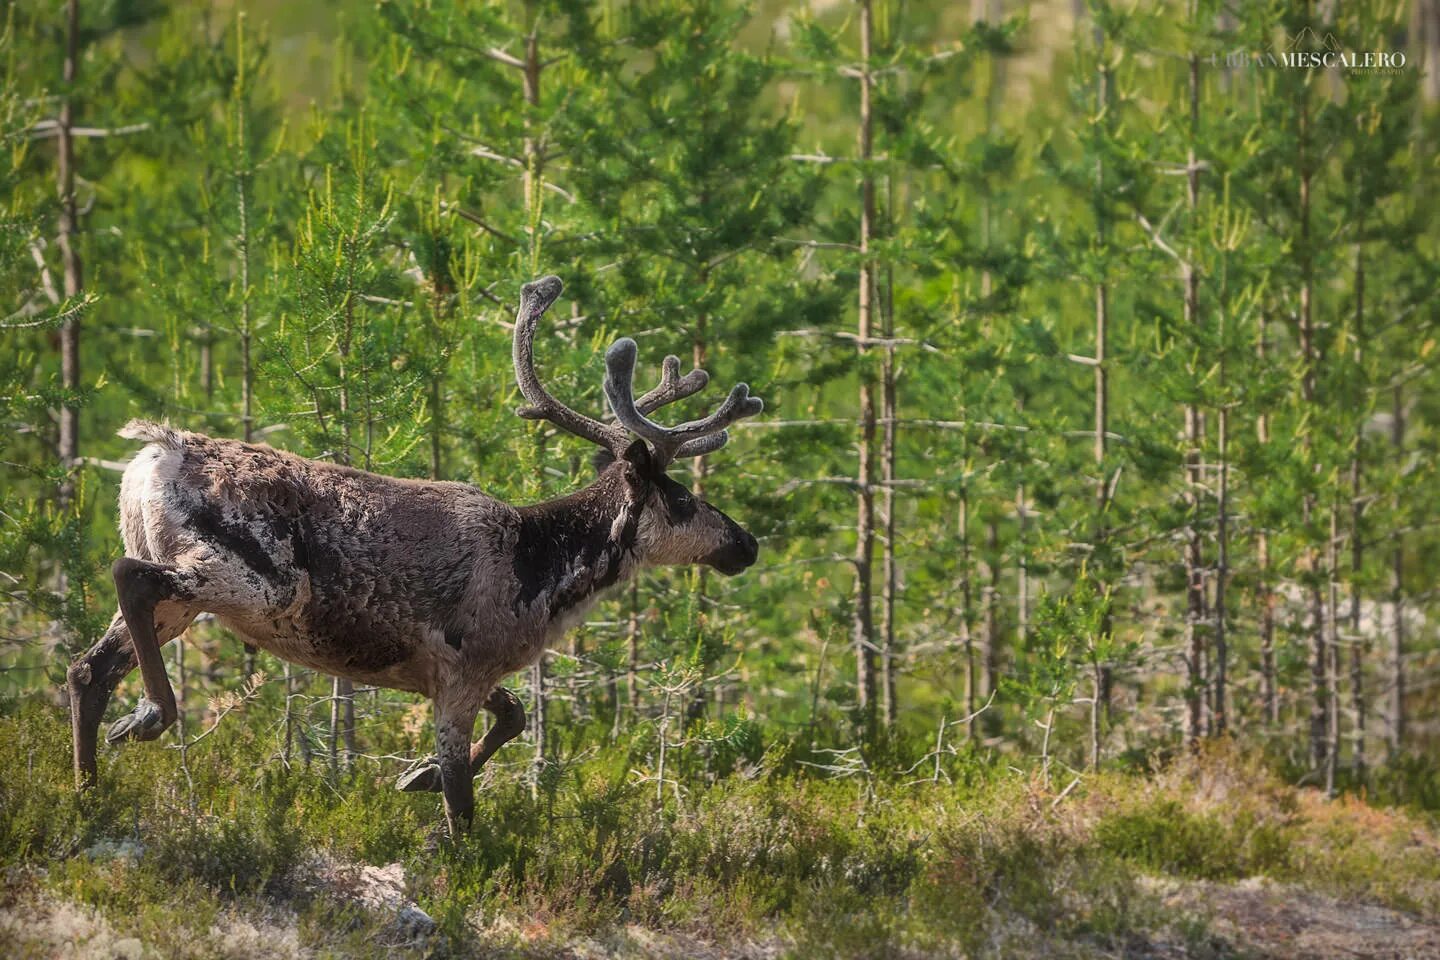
(521, 7, 549, 782)
(1349, 226, 1367, 780)
(234, 34, 259, 676)
(1091, 19, 1113, 741)
(626, 579, 640, 715)
(332, 249, 360, 773)
(1213, 196, 1230, 736)
(1298, 71, 1328, 771)
(879, 261, 899, 731)
(960, 483, 976, 740)
(1257, 319, 1278, 725)
(56, 0, 82, 512)
(1325, 507, 1340, 797)
(1182, 44, 1207, 747)
(531, 657, 546, 798)
(984, 519, 1000, 709)
(1090, 661, 1103, 769)
(689, 281, 712, 725)
(1388, 385, 1405, 758)
(429, 373, 444, 480)
(852, 0, 878, 734)
(1214, 403, 1229, 735)
(1418, 0, 1440, 103)
(1015, 477, 1028, 649)
(521, 9, 542, 270)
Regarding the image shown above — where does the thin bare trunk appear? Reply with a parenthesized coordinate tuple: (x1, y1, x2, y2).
(521, 8, 541, 271)
(329, 676, 342, 781)
(1214, 404, 1229, 735)
(330, 239, 360, 772)
(1388, 385, 1405, 757)
(1211, 156, 1229, 737)
(1419, 0, 1440, 103)
(56, 0, 82, 511)
(521, 9, 548, 784)
(200, 331, 214, 403)
(1090, 662, 1102, 769)
(531, 657, 546, 798)
(1349, 227, 1367, 780)
(1183, 44, 1207, 747)
(960, 483, 976, 740)
(1325, 507, 1340, 797)
(1016, 477, 1028, 648)
(174, 636, 187, 743)
(1301, 114, 1319, 771)
(1298, 58, 1328, 770)
(429, 374, 443, 480)
(1257, 319, 1278, 725)
(984, 519, 1000, 706)
(282, 662, 294, 763)
(880, 260, 898, 731)
(852, 0, 878, 734)
(234, 34, 258, 675)
(626, 579, 640, 715)
(235, 31, 254, 448)
(968, 0, 1002, 739)
(1091, 20, 1113, 740)
(689, 278, 712, 724)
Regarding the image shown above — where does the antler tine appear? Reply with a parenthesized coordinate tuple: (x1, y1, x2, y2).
(512, 276, 629, 452)
(604, 337, 764, 464)
(635, 354, 710, 414)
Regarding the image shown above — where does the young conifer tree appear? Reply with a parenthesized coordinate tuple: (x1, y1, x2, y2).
(0, 8, 102, 658)
(269, 114, 425, 774)
(565, 0, 818, 735)
(378, 0, 607, 794)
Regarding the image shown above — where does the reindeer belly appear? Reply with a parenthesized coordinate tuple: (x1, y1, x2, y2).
(218, 610, 436, 694)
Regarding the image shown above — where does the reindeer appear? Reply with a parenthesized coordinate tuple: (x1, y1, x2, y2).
(66, 275, 762, 837)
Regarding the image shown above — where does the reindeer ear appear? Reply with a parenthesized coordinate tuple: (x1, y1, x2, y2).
(622, 438, 653, 473)
(591, 448, 617, 475)
(620, 438, 659, 492)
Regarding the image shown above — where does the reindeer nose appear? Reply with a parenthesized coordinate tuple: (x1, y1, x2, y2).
(739, 531, 759, 567)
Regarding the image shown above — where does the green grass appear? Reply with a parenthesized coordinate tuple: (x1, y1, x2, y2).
(1, 703, 1437, 958)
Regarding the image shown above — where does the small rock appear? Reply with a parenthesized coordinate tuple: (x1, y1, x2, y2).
(390, 904, 435, 942)
(84, 839, 145, 864)
(111, 936, 144, 960)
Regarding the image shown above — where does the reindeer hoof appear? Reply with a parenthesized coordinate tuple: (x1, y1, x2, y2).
(106, 699, 170, 744)
(396, 757, 442, 793)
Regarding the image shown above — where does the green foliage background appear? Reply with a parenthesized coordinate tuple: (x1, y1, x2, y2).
(3, 5, 1439, 944)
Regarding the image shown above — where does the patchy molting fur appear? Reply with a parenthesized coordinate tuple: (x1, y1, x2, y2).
(108, 420, 744, 718)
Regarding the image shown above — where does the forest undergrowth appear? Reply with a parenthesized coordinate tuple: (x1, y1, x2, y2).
(3, 701, 1439, 959)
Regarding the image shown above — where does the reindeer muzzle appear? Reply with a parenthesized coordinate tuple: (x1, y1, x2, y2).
(710, 529, 759, 576)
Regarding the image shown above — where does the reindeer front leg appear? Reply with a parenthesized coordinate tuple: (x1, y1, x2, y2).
(434, 700, 481, 838)
(397, 686, 526, 793)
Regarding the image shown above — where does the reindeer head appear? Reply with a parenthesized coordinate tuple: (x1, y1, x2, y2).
(511, 276, 761, 576)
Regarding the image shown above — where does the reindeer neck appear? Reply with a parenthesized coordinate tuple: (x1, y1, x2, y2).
(511, 473, 640, 622)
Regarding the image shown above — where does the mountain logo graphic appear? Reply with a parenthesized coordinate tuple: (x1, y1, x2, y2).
(1283, 27, 1345, 52)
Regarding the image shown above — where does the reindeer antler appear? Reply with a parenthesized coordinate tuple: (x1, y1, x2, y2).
(604, 337, 764, 465)
(512, 276, 630, 453)
(512, 275, 763, 464)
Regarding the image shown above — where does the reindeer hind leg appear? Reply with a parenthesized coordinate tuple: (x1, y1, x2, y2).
(471, 686, 526, 771)
(68, 612, 139, 788)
